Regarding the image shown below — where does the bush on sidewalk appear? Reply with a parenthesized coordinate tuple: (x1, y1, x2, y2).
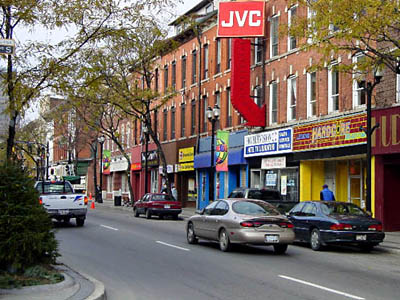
(0, 161, 59, 273)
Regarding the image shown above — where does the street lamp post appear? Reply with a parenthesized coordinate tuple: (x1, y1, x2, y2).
(46, 142, 50, 180)
(360, 68, 382, 212)
(143, 123, 149, 194)
(97, 135, 105, 203)
(206, 104, 220, 202)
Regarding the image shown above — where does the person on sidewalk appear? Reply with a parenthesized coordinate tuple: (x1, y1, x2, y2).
(320, 184, 335, 201)
(171, 183, 178, 201)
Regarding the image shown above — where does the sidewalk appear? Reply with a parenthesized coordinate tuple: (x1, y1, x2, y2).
(0, 263, 105, 300)
(93, 200, 400, 254)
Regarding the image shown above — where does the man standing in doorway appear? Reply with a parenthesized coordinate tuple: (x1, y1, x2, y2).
(320, 184, 335, 201)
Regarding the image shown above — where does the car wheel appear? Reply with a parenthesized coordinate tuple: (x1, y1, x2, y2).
(76, 217, 85, 227)
(159, 215, 164, 220)
(187, 222, 198, 244)
(172, 215, 179, 220)
(219, 229, 231, 252)
(133, 207, 139, 217)
(145, 209, 152, 219)
(310, 228, 323, 251)
(273, 244, 288, 254)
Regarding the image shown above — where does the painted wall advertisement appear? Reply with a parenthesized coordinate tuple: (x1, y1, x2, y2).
(244, 128, 292, 157)
(293, 113, 366, 152)
(216, 130, 229, 172)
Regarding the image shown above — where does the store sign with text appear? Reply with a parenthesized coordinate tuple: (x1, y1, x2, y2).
(244, 128, 293, 158)
(261, 157, 286, 170)
(217, 1, 265, 37)
(175, 162, 194, 172)
(293, 114, 366, 152)
(178, 147, 194, 163)
(131, 162, 141, 171)
(372, 107, 400, 155)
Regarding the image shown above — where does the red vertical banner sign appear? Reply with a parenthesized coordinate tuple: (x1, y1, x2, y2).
(231, 38, 266, 127)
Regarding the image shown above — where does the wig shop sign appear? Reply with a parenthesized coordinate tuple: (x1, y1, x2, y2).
(244, 128, 293, 158)
(218, 1, 265, 37)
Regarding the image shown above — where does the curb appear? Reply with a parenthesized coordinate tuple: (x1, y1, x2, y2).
(77, 270, 106, 300)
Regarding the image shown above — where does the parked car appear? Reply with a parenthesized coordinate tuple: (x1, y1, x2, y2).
(287, 201, 385, 251)
(186, 199, 295, 254)
(133, 193, 182, 220)
(228, 187, 297, 214)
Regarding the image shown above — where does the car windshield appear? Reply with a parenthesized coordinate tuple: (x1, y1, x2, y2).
(36, 182, 73, 194)
(152, 194, 176, 201)
(232, 201, 280, 216)
(247, 189, 281, 201)
(321, 202, 367, 216)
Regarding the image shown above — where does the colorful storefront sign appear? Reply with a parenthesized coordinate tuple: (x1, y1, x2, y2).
(372, 107, 400, 155)
(103, 150, 111, 175)
(175, 162, 195, 172)
(178, 147, 194, 163)
(216, 130, 229, 172)
(293, 114, 366, 152)
(244, 128, 292, 157)
(131, 162, 141, 171)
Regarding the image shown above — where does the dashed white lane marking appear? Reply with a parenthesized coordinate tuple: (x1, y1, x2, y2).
(278, 275, 365, 300)
(100, 225, 119, 231)
(156, 241, 190, 251)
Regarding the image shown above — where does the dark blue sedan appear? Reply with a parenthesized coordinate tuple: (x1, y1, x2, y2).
(287, 201, 385, 251)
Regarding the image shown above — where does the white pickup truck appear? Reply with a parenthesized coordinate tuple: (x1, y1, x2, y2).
(35, 180, 88, 227)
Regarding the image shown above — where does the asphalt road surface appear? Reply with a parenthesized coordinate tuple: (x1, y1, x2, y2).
(56, 207, 400, 300)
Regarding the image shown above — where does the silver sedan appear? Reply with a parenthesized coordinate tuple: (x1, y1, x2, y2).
(186, 199, 295, 254)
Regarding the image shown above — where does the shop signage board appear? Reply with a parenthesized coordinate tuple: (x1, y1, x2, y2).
(141, 150, 158, 167)
(261, 156, 286, 169)
(244, 128, 293, 157)
(175, 162, 195, 172)
(372, 107, 400, 155)
(216, 130, 229, 172)
(293, 113, 366, 152)
(178, 147, 194, 163)
(110, 156, 129, 172)
(131, 162, 141, 171)
(0, 39, 15, 55)
(217, 1, 265, 37)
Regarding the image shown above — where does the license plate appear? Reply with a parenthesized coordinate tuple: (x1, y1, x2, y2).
(356, 234, 367, 241)
(265, 235, 279, 243)
(59, 209, 69, 215)
(164, 205, 170, 209)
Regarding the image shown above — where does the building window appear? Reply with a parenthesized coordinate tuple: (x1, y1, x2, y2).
(227, 38, 232, 70)
(171, 61, 176, 91)
(202, 96, 208, 133)
(203, 44, 209, 79)
(352, 55, 366, 108)
(191, 100, 196, 135)
(253, 85, 263, 107)
(307, 72, 317, 117)
(181, 56, 186, 89)
(215, 92, 221, 130)
(328, 63, 340, 113)
(226, 88, 232, 127)
(288, 5, 297, 51)
(171, 107, 175, 140)
(270, 15, 279, 57)
(155, 68, 159, 92)
(164, 65, 168, 93)
(287, 76, 297, 121)
(181, 104, 185, 137)
(192, 50, 197, 84)
(270, 82, 278, 124)
(126, 123, 130, 148)
(163, 109, 168, 140)
(255, 38, 263, 64)
(216, 39, 221, 74)
(397, 74, 400, 103)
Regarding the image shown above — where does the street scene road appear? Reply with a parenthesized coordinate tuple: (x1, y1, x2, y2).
(56, 207, 400, 300)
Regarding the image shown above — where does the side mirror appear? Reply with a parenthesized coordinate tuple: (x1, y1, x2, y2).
(196, 208, 205, 215)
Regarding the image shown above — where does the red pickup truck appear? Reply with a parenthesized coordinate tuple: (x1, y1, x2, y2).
(133, 193, 182, 220)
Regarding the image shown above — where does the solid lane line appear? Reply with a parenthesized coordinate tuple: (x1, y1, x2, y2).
(100, 224, 119, 231)
(278, 275, 365, 300)
(156, 241, 190, 251)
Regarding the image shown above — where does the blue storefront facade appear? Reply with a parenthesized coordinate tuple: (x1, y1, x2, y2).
(194, 130, 249, 209)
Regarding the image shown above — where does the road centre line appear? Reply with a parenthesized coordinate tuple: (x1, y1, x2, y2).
(100, 224, 119, 231)
(278, 275, 365, 300)
(156, 241, 190, 251)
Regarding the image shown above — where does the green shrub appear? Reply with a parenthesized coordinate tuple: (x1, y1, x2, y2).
(0, 161, 59, 272)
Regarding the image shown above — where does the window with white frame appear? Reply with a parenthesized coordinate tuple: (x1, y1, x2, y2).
(270, 15, 279, 57)
(107, 174, 112, 192)
(397, 73, 400, 102)
(126, 123, 130, 148)
(227, 38, 232, 70)
(328, 63, 340, 112)
(307, 1, 317, 44)
(307, 72, 317, 117)
(352, 54, 366, 108)
(216, 39, 221, 74)
(287, 76, 297, 121)
(203, 44, 209, 79)
(288, 5, 297, 51)
(254, 85, 263, 107)
(121, 173, 128, 193)
(255, 38, 263, 64)
(270, 81, 278, 124)
(121, 124, 125, 145)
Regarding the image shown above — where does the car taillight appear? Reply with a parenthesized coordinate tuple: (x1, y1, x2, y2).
(39, 197, 43, 205)
(368, 224, 382, 231)
(150, 203, 163, 208)
(330, 223, 352, 230)
(240, 221, 262, 227)
(84, 196, 88, 205)
(279, 222, 294, 228)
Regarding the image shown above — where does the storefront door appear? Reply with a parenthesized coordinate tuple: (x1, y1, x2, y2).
(348, 160, 364, 208)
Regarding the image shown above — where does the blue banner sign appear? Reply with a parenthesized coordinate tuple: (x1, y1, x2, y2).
(244, 128, 293, 157)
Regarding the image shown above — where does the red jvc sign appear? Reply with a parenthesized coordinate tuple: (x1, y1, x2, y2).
(218, 1, 265, 37)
